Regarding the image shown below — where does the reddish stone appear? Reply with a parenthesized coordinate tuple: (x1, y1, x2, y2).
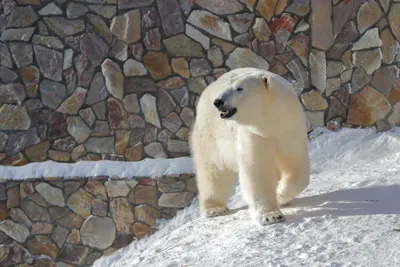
(108, 98, 129, 129)
(332, 0, 365, 35)
(130, 43, 144, 61)
(31, 108, 68, 140)
(287, 33, 309, 66)
(269, 13, 297, 34)
(327, 21, 357, 60)
(52, 136, 76, 152)
(389, 80, 400, 106)
(0, 203, 7, 221)
(332, 84, 350, 108)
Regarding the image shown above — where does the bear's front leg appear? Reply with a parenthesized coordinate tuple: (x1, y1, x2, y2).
(237, 130, 285, 226)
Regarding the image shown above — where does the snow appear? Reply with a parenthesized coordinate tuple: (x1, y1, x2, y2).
(0, 157, 194, 180)
(94, 127, 400, 267)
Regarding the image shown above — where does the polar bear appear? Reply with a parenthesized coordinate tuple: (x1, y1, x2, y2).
(189, 67, 310, 225)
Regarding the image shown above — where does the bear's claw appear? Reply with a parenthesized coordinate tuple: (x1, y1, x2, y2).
(204, 206, 229, 217)
(256, 210, 285, 226)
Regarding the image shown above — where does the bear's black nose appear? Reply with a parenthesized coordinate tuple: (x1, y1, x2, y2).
(213, 99, 224, 109)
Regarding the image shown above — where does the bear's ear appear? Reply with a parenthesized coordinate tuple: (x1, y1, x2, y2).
(262, 75, 269, 91)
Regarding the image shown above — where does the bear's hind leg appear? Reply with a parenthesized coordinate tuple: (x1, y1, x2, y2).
(195, 164, 237, 218)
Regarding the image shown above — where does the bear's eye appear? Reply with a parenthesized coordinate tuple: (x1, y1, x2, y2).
(237, 88, 243, 92)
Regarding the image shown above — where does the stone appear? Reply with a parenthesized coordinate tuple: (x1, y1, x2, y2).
(140, 94, 161, 128)
(105, 181, 130, 197)
(295, 19, 310, 33)
(66, 2, 88, 19)
(351, 67, 370, 93)
(108, 97, 129, 129)
(357, 0, 383, 34)
(180, 107, 195, 127)
(8, 6, 38, 27)
(310, 49, 326, 92)
(86, 72, 108, 105)
(89, 4, 116, 19)
(71, 145, 86, 161)
(125, 143, 143, 161)
(58, 244, 89, 265)
(124, 59, 147, 76)
(0, 67, 18, 82)
(167, 139, 189, 153)
(381, 29, 399, 65)
(207, 47, 224, 68)
(67, 116, 91, 143)
(85, 137, 114, 153)
(352, 48, 382, 75)
(32, 222, 53, 235)
(27, 236, 58, 259)
(227, 13, 253, 35)
(63, 49, 73, 70)
(187, 10, 232, 41)
(87, 14, 114, 45)
(388, 102, 400, 126)
(186, 177, 198, 192)
(67, 189, 92, 218)
(7, 186, 19, 209)
(326, 96, 347, 121)
(56, 211, 84, 229)
(125, 77, 157, 93)
(110, 197, 135, 233)
(288, 33, 309, 67)
(226, 47, 269, 70)
(40, 80, 66, 110)
(9, 208, 31, 228)
(58, 87, 87, 115)
(81, 216, 116, 250)
(0, 42, 12, 68)
(164, 34, 204, 57)
(379, 0, 391, 12)
(389, 81, 400, 106)
(326, 61, 345, 78)
(371, 66, 399, 98)
(102, 58, 124, 100)
(91, 198, 108, 217)
(376, 120, 392, 131)
(157, 77, 186, 90)
(301, 90, 328, 111)
(10, 43, 33, 68)
(129, 185, 157, 205)
(234, 32, 253, 47)
(0, 105, 31, 131)
(341, 69, 353, 84)
(348, 86, 391, 126)
(389, 4, 400, 42)
(44, 17, 85, 37)
(144, 142, 167, 158)
(190, 58, 212, 77)
(134, 204, 161, 227)
(352, 28, 382, 51)
(156, 0, 184, 36)
(143, 52, 171, 80)
(196, 0, 243, 15)
(0, 220, 30, 243)
(0, 241, 33, 266)
(332, 0, 365, 35)
(92, 121, 110, 136)
(2, 152, 28, 166)
(185, 24, 209, 49)
(64, 69, 77, 96)
(144, 125, 158, 143)
(92, 101, 107, 120)
(80, 33, 109, 67)
(1, 27, 35, 41)
(326, 78, 342, 96)
(109, 41, 128, 61)
(327, 21, 358, 60)
(176, 127, 190, 141)
(39, 3, 63, 15)
(158, 177, 185, 193)
(35, 183, 65, 207)
(123, 94, 141, 114)
(0, 83, 26, 105)
(286, 0, 310, 16)
(256, 0, 277, 21)
(158, 192, 195, 208)
(158, 91, 176, 118)
(270, 13, 297, 53)
(52, 137, 76, 152)
(132, 222, 155, 239)
(305, 111, 324, 130)
(110, 10, 141, 44)
(311, 0, 334, 51)
(130, 43, 144, 61)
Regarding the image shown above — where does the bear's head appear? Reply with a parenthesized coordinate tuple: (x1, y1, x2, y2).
(213, 69, 270, 121)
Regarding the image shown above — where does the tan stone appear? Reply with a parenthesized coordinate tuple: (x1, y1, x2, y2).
(32, 222, 53, 234)
(211, 38, 236, 55)
(134, 204, 161, 226)
(389, 80, 400, 106)
(67, 189, 93, 218)
(83, 181, 107, 200)
(115, 130, 130, 155)
(348, 86, 391, 126)
(143, 52, 171, 80)
(110, 9, 140, 43)
(0, 203, 7, 221)
(186, 177, 198, 192)
(256, 0, 277, 21)
(389, 4, 400, 43)
(341, 49, 352, 69)
(171, 58, 190, 78)
(125, 143, 143, 161)
(301, 90, 328, 111)
(381, 29, 399, 64)
(357, 0, 383, 34)
(110, 197, 134, 233)
(128, 185, 158, 206)
(71, 145, 86, 161)
(27, 236, 58, 260)
(305, 111, 324, 131)
(132, 222, 156, 239)
(48, 150, 70, 162)
(7, 186, 20, 209)
(24, 141, 50, 162)
(67, 229, 81, 244)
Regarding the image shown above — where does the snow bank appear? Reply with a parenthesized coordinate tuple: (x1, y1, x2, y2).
(93, 127, 400, 267)
(0, 157, 194, 180)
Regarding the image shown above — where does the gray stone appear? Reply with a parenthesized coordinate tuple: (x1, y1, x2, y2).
(92, 101, 107, 120)
(39, 3, 63, 15)
(208, 46, 224, 67)
(287, 58, 310, 88)
(8, 6, 38, 28)
(162, 112, 182, 133)
(58, 244, 89, 265)
(109, 40, 128, 61)
(38, 21, 48, 35)
(81, 216, 116, 250)
(119, 0, 154, 9)
(226, 47, 269, 70)
(188, 77, 207, 94)
(352, 28, 382, 51)
(110, 197, 135, 233)
(44, 17, 85, 37)
(102, 58, 124, 100)
(80, 33, 109, 66)
(190, 58, 212, 77)
(0, 133, 7, 151)
(0, 83, 26, 105)
(171, 87, 190, 107)
(167, 139, 189, 153)
(92, 121, 110, 136)
(388, 102, 400, 126)
(144, 142, 167, 158)
(85, 137, 114, 153)
(86, 72, 108, 105)
(357, 0, 383, 34)
(52, 225, 69, 248)
(157, 177, 185, 193)
(9, 208, 32, 227)
(0, 42, 12, 68)
(35, 183, 65, 207)
(310, 49, 326, 92)
(32, 35, 63, 50)
(9, 43, 32, 68)
(66, 2, 88, 19)
(110, 9, 141, 44)
(180, 107, 194, 127)
(187, 10, 232, 41)
(129, 128, 145, 145)
(129, 114, 146, 129)
(371, 66, 399, 98)
(352, 48, 382, 75)
(89, 4, 116, 19)
(185, 24, 209, 49)
(228, 12, 254, 34)
(0, 105, 31, 131)
(252, 17, 272, 41)
(311, 0, 334, 50)
(20, 200, 50, 221)
(286, 0, 310, 16)
(105, 181, 130, 197)
(140, 94, 161, 128)
(158, 192, 195, 208)
(381, 29, 399, 65)
(332, 0, 365, 35)
(326, 61, 345, 78)
(5, 128, 40, 156)
(34, 45, 63, 81)
(0, 67, 18, 82)
(158, 90, 176, 117)
(164, 34, 204, 57)
(0, 220, 30, 243)
(351, 67, 370, 93)
(327, 21, 358, 60)
(130, 42, 144, 61)
(87, 14, 114, 45)
(67, 116, 91, 143)
(40, 79, 66, 109)
(125, 77, 157, 93)
(1, 27, 35, 41)
(123, 94, 141, 113)
(156, 0, 184, 37)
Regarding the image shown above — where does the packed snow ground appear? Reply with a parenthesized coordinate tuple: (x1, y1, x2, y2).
(94, 127, 400, 267)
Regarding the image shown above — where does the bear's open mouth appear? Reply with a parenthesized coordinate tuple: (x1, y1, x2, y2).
(219, 108, 237, 119)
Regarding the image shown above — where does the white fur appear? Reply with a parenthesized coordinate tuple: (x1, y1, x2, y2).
(189, 68, 310, 226)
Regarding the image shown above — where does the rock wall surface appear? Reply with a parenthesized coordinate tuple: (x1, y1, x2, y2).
(0, 174, 197, 266)
(1, 0, 400, 166)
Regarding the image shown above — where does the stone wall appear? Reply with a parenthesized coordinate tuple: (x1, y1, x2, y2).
(0, 174, 197, 266)
(1, 0, 400, 166)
